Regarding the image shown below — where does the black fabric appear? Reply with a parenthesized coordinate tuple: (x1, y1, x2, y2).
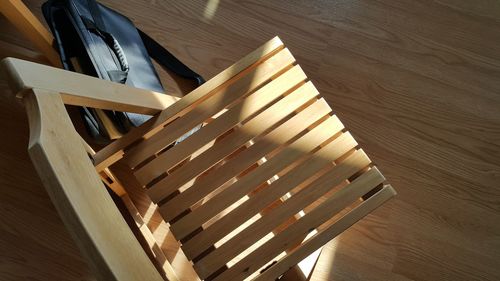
(86, 0, 105, 30)
(42, 0, 204, 141)
(138, 29, 205, 86)
(80, 16, 130, 83)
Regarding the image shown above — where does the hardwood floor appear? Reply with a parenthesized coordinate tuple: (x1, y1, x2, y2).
(1, 0, 499, 280)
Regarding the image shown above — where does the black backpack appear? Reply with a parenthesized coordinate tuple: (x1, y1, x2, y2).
(42, 0, 204, 142)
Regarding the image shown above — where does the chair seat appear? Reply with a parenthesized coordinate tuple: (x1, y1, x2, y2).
(119, 37, 396, 281)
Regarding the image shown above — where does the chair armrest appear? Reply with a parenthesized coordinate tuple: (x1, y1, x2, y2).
(24, 88, 164, 281)
(1, 57, 179, 114)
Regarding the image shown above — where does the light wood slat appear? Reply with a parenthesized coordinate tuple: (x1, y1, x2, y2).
(213, 168, 389, 281)
(194, 149, 371, 279)
(123, 50, 301, 168)
(194, 146, 371, 277)
(145, 82, 319, 203)
(181, 132, 358, 260)
(135, 61, 304, 186)
(169, 116, 344, 240)
(93, 36, 285, 171)
(160, 99, 332, 222)
(252, 185, 396, 281)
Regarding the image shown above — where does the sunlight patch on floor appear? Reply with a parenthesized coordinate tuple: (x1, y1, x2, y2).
(203, 0, 220, 21)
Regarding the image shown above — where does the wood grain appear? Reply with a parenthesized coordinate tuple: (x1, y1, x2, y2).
(1, 0, 499, 280)
(23, 89, 163, 281)
(119, 36, 394, 281)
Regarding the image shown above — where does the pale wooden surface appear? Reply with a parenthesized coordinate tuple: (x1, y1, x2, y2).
(0, 1, 499, 281)
(117, 37, 394, 280)
(22, 89, 164, 281)
(2, 58, 178, 114)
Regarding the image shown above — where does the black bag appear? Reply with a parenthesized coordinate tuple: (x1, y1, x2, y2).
(42, 0, 204, 141)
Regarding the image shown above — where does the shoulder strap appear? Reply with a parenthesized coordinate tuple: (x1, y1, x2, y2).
(84, 0, 130, 83)
(86, 0, 106, 31)
(138, 29, 205, 86)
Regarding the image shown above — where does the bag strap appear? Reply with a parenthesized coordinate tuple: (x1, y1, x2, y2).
(86, 0, 106, 31)
(138, 29, 205, 87)
(84, 0, 130, 83)
(81, 16, 130, 83)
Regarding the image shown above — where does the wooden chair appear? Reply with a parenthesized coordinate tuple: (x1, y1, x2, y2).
(1, 36, 396, 280)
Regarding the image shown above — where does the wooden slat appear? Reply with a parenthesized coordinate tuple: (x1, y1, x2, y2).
(160, 98, 331, 222)
(134, 60, 302, 185)
(181, 132, 358, 260)
(194, 149, 371, 279)
(124, 56, 303, 168)
(213, 168, 390, 281)
(252, 185, 396, 281)
(144, 82, 319, 203)
(169, 116, 344, 240)
(93, 36, 285, 171)
(194, 147, 372, 277)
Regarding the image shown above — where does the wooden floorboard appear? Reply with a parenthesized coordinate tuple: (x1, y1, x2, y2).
(0, 0, 499, 280)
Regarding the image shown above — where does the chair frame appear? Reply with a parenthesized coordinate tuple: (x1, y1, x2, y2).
(1, 44, 395, 281)
(1, 1, 396, 280)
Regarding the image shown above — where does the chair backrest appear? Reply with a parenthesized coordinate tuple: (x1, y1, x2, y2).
(1, 36, 395, 281)
(117, 37, 396, 281)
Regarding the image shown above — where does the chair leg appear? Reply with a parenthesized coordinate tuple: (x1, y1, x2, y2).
(0, 0, 61, 66)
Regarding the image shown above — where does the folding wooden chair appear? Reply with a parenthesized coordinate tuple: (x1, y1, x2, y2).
(1, 35, 396, 280)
